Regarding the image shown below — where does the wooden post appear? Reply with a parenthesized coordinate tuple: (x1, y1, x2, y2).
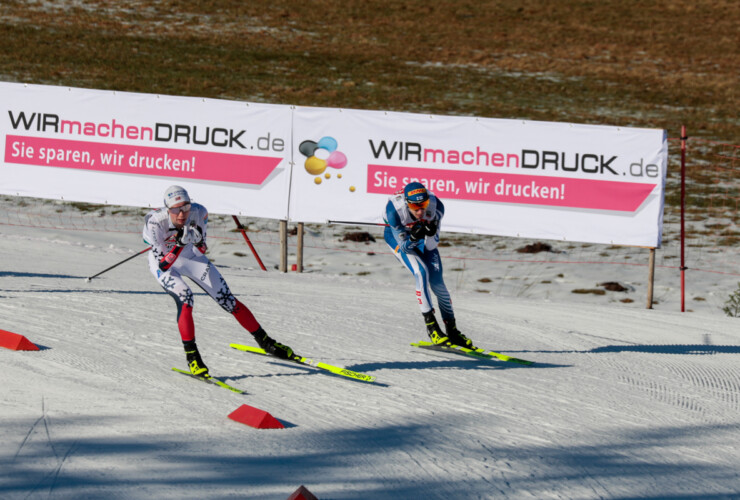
(296, 222, 304, 273)
(646, 247, 655, 309)
(279, 219, 287, 273)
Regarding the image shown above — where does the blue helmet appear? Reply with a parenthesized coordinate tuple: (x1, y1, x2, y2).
(403, 182, 429, 205)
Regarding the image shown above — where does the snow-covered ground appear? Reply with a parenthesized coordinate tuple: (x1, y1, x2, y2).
(2, 199, 740, 499)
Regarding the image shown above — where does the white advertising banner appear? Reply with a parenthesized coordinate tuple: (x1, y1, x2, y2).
(1, 82, 668, 247)
(290, 106, 668, 247)
(0, 82, 292, 218)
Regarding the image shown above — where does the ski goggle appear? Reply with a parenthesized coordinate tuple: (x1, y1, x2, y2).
(168, 203, 191, 214)
(407, 199, 429, 211)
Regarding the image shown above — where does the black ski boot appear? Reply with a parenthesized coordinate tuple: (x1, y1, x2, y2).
(424, 310, 449, 345)
(444, 318, 473, 348)
(253, 327, 294, 360)
(183, 340, 209, 377)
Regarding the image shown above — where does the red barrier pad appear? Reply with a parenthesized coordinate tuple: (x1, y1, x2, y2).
(287, 485, 319, 500)
(228, 404, 285, 429)
(0, 329, 39, 351)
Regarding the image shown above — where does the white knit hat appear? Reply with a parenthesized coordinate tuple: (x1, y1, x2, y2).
(163, 185, 190, 208)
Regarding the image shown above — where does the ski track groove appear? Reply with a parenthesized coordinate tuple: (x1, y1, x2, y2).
(12, 397, 79, 500)
(14, 412, 44, 462)
(588, 352, 740, 424)
(662, 359, 740, 412)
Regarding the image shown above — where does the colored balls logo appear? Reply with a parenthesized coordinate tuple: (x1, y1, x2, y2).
(299, 136, 352, 190)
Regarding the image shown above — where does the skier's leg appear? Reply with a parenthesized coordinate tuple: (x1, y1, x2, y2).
(423, 249, 454, 321)
(387, 243, 447, 343)
(387, 243, 434, 313)
(151, 264, 195, 341)
(178, 251, 293, 359)
(174, 251, 236, 312)
(148, 255, 208, 375)
(232, 300, 259, 332)
(230, 298, 294, 358)
(423, 249, 473, 347)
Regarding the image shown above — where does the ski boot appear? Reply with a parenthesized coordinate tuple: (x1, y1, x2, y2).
(253, 327, 294, 360)
(183, 341, 209, 377)
(444, 318, 473, 348)
(423, 310, 449, 345)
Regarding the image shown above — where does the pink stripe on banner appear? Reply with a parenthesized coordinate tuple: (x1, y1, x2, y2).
(4, 135, 282, 185)
(367, 165, 656, 212)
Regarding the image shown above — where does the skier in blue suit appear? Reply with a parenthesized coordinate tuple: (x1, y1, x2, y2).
(384, 182, 473, 348)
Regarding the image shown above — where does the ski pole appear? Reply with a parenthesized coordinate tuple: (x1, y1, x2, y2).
(327, 220, 389, 226)
(328, 220, 420, 228)
(85, 247, 151, 282)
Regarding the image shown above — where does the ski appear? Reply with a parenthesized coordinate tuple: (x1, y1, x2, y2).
(411, 341, 534, 366)
(229, 343, 377, 383)
(171, 367, 245, 394)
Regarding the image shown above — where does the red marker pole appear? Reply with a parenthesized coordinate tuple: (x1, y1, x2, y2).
(232, 216, 267, 271)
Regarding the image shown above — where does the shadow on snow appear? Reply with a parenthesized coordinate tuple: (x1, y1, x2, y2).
(2, 416, 740, 499)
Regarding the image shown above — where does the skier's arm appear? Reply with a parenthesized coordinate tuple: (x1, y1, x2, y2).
(385, 201, 420, 254)
(143, 213, 183, 272)
(160, 248, 184, 271)
(193, 207, 208, 254)
(424, 198, 444, 237)
(158, 226, 186, 272)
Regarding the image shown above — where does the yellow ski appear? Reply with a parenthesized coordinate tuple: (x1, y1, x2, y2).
(411, 341, 534, 366)
(230, 343, 377, 383)
(171, 367, 245, 393)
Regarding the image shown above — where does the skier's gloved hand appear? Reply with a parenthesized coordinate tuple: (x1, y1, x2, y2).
(175, 225, 199, 246)
(423, 219, 438, 236)
(400, 235, 422, 253)
(175, 226, 188, 247)
(409, 221, 426, 242)
(190, 225, 204, 247)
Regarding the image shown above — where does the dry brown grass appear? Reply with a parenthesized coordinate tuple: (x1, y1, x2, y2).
(1, 0, 737, 141)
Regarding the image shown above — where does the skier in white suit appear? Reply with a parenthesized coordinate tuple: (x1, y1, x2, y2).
(143, 185, 293, 376)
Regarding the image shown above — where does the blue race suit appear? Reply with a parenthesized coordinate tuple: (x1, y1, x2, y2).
(383, 191, 454, 320)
